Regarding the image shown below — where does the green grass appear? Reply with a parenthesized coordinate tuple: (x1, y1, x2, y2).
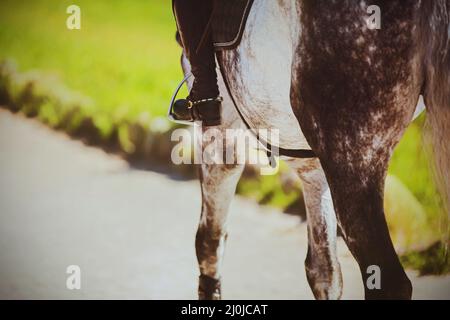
(401, 242, 450, 275)
(0, 0, 185, 123)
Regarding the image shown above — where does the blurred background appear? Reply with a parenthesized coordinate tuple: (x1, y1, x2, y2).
(0, 0, 448, 299)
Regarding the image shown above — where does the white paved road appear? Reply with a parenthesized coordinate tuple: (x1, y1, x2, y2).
(0, 109, 449, 299)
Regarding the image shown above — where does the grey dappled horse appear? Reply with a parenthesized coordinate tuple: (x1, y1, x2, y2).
(178, 0, 450, 300)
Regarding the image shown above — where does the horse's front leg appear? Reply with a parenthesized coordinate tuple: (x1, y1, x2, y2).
(195, 125, 244, 300)
(286, 158, 342, 300)
(196, 163, 244, 299)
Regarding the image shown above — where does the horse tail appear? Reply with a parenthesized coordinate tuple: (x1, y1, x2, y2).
(423, 72, 450, 239)
(423, 97, 450, 256)
(424, 97, 450, 224)
(420, 0, 450, 239)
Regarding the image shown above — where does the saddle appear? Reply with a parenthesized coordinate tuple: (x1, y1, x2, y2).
(209, 0, 315, 159)
(212, 0, 254, 51)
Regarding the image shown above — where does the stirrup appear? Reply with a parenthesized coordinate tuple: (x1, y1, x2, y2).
(168, 73, 222, 126)
(168, 73, 196, 125)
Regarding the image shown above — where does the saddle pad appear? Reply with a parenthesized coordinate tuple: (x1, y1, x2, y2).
(212, 0, 254, 51)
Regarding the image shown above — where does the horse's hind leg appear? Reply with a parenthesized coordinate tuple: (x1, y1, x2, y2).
(286, 158, 342, 300)
(196, 152, 244, 299)
(291, 111, 416, 299)
(292, 85, 417, 299)
(291, 1, 423, 299)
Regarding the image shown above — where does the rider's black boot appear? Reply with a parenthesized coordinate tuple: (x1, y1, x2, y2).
(172, 0, 221, 126)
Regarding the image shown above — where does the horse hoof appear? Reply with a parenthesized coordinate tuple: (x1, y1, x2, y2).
(198, 274, 221, 300)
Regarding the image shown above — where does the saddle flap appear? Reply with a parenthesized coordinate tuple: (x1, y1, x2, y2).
(212, 0, 254, 51)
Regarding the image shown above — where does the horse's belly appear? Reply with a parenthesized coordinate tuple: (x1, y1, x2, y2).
(220, 0, 311, 150)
